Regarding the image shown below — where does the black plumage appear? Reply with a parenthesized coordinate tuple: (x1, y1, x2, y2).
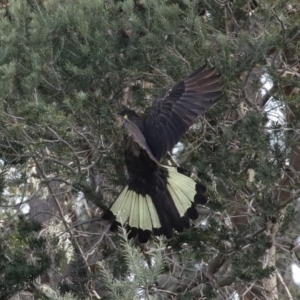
(103, 64, 222, 243)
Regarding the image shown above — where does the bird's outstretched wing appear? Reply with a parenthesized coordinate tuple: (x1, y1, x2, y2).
(144, 65, 222, 161)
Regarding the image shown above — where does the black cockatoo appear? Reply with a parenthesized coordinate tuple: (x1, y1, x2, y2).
(103, 64, 222, 243)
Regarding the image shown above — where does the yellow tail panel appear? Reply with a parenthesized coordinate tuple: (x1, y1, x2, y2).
(111, 187, 161, 230)
(165, 166, 197, 217)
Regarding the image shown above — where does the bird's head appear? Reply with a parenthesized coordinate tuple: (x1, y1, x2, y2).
(119, 109, 139, 120)
(115, 109, 140, 127)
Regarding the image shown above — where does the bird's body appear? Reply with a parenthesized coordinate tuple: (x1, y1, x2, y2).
(103, 65, 222, 242)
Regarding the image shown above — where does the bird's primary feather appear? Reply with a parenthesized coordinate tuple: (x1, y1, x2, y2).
(145, 65, 222, 161)
(103, 64, 222, 242)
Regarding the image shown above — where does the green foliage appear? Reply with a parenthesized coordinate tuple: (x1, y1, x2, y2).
(0, 0, 299, 298)
(58, 255, 89, 299)
(231, 233, 274, 281)
(0, 216, 50, 299)
(99, 228, 165, 300)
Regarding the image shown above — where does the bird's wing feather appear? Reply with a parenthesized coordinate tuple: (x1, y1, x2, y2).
(122, 118, 158, 163)
(144, 65, 223, 161)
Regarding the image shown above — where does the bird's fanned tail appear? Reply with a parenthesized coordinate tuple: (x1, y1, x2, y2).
(103, 166, 207, 243)
(104, 64, 222, 242)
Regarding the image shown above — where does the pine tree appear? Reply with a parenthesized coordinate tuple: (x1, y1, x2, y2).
(0, 169, 51, 299)
(0, 0, 299, 299)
